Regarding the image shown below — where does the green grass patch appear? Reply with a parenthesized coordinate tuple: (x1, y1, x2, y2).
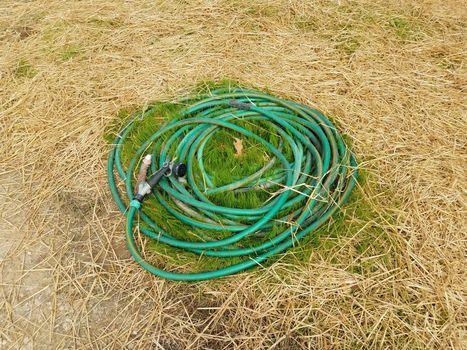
(107, 81, 395, 276)
(60, 44, 83, 61)
(294, 16, 319, 32)
(14, 60, 37, 79)
(41, 21, 69, 42)
(335, 34, 361, 56)
(40, 23, 85, 61)
(88, 17, 124, 28)
(244, 5, 280, 19)
(389, 16, 423, 42)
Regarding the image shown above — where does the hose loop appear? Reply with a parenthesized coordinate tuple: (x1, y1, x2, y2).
(108, 88, 358, 281)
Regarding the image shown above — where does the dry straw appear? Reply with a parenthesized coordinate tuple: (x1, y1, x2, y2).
(0, 0, 465, 349)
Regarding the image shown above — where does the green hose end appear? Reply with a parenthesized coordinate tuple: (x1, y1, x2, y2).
(130, 199, 141, 209)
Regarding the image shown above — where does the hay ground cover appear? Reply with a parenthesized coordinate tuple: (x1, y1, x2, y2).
(0, 0, 465, 349)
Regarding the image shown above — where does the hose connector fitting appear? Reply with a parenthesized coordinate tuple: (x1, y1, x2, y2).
(228, 99, 253, 110)
(133, 160, 187, 203)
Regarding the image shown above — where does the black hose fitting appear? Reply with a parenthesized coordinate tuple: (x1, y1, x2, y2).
(172, 162, 187, 178)
(133, 162, 187, 202)
(147, 166, 170, 188)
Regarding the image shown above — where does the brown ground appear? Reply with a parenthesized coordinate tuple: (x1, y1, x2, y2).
(0, 0, 466, 349)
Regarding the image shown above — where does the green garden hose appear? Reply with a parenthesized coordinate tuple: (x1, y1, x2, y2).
(107, 88, 358, 281)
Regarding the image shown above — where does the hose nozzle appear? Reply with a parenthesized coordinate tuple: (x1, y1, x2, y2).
(133, 159, 187, 203)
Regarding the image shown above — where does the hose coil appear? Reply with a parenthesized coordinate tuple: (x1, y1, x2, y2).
(108, 88, 357, 281)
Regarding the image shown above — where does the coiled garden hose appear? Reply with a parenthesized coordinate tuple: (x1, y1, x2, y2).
(107, 88, 358, 281)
